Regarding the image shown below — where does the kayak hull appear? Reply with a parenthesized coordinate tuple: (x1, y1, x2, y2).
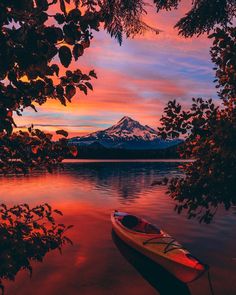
(111, 211, 207, 283)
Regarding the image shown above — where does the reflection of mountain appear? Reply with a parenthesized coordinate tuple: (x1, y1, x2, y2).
(69, 116, 182, 150)
(112, 231, 191, 295)
(67, 161, 182, 203)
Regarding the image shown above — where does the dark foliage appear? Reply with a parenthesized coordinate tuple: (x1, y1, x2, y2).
(153, 0, 236, 37)
(159, 98, 236, 223)
(0, 0, 99, 172)
(0, 203, 73, 294)
(158, 27, 236, 223)
(0, 0, 161, 173)
(0, 1, 99, 134)
(0, 127, 78, 174)
(154, 0, 181, 11)
(209, 27, 236, 103)
(67, 143, 181, 159)
(101, 0, 160, 44)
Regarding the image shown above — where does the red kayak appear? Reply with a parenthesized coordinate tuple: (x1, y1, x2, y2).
(111, 211, 208, 283)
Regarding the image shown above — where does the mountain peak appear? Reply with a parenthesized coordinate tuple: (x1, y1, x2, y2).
(115, 116, 139, 128)
(69, 116, 181, 150)
(118, 116, 135, 123)
(79, 116, 160, 142)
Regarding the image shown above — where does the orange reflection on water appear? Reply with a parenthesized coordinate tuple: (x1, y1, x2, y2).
(0, 165, 172, 295)
(1, 161, 236, 295)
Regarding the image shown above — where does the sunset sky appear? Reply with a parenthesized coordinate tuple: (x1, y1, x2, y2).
(15, 1, 217, 138)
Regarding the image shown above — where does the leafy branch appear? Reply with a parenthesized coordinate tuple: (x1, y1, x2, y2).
(0, 203, 73, 294)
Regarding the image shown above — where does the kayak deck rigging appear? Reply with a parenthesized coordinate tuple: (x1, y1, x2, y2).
(143, 236, 185, 254)
(115, 212, 189, 257)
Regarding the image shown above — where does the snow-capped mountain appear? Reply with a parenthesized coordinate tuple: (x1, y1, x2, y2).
(69, 116, 181, 150)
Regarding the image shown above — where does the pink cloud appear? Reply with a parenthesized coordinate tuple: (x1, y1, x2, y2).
(13, 1, 216, 137)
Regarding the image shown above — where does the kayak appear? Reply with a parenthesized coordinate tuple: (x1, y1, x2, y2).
(111, 211, 208, 283)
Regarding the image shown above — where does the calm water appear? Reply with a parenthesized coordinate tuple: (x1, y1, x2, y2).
(0, 160, 236, 295)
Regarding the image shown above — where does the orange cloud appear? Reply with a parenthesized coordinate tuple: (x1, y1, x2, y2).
(13, 1, 216, 138)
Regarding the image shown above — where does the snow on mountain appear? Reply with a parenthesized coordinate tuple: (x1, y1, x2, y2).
(84, 116, 159, 141)
(69, 116, 181, 150)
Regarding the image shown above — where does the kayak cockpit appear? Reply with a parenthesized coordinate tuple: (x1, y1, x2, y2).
(115, 212, 161, 235)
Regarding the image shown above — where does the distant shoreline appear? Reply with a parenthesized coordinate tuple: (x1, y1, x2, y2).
(63, 159, 193, 163)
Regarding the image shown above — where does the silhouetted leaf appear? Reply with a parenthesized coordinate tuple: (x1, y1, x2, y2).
(54, 209, 63, 216)
(60, 0, 67, 15)
(54, 13, 65, 24)
(85, 82, 93, 90)
(51, 64, 60, 76)
(78, 84, 87, 95)
(56, 129, 69, 137)
(59, 46, 72, 68)
(65, 85, 76, 100)
(89, 70, 97, 79)
(72, 44, 84, 61)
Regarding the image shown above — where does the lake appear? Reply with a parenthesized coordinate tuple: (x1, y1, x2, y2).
(0, 160, 235, 295)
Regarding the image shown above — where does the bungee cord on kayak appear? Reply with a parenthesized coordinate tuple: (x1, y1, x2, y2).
(143, 236, 185, 254)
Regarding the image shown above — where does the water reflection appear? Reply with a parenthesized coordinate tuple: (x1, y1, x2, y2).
(112, 231, 191, 295)
(66, 162, 181, 203)
(0, 161, 235, 295)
